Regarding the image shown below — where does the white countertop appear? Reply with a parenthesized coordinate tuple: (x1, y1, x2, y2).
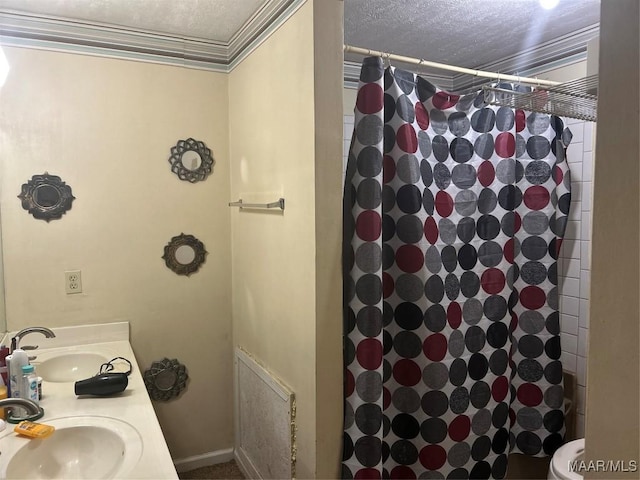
(0, 322, 178, 479)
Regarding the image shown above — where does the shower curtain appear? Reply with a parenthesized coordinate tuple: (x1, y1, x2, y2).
(342, 57, 572, 479)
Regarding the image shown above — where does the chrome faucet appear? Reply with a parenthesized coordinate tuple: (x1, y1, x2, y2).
(0, 397, 43, 418)
(11, 326, 56, 352)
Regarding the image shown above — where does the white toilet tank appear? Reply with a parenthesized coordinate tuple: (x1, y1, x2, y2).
(548, 438, 584, 480)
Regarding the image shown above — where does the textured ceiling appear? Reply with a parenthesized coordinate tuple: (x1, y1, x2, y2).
(0, 0, 600, 72)
(0, 0, 267, 42)
(344, 0, 601, 70)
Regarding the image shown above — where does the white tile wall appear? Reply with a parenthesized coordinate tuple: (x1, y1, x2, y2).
(561, 277, 580, 297)
(561, 296, 580, 317)
(561, 313, 579, 335)
(343, 114, 593, 437)
(562, 352, 577, 375)
(579, 299, 590, 328)
(559, 119, 594, 437)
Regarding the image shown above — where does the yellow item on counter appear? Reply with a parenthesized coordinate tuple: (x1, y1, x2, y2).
(0, 385, 6, 419)
(14, 421, 55, 438)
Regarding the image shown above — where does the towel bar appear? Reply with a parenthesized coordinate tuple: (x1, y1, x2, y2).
(228, 198, 285, 211)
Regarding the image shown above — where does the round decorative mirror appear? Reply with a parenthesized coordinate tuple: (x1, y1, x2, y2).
(18, 172, 75, 221)
(162, 233, 207, 276)
(154, 369, 177, 391)
(180, 150, 202, 171)
(168, 138, 214, 183)
(143, 358, 188, 401)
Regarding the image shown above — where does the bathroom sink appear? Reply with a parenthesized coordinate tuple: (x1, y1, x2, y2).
(2, 416, 143, 479)
(33, 353, 110, 382)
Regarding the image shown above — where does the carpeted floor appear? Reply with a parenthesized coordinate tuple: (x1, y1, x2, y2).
(178, 460, 245, 479)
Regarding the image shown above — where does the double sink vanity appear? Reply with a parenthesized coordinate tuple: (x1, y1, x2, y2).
(0, 322, 177, 479)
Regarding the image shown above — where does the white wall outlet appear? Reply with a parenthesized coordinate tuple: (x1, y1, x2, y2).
(65, 270, 82, 294)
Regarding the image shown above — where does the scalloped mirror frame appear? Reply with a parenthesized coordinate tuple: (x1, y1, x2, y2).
(18, 172, 75, 222)
(168, 138, 214, 183)
(143, 358, 188, 401)
(162, 233, 207, 276)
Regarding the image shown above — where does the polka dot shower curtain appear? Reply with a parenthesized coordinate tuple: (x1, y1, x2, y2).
(342, 57, 573, 479)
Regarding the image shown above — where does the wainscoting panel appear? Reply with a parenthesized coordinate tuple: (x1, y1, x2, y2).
(234, 348, 296, 479)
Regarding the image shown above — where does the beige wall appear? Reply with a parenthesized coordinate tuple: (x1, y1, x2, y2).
(0, 2, 346, 474)
(228, 3, 315, 477)
(312, 1, 344, 477)
(585, 0, 639, 477)
(0, 47, 233, 459)
(229, 1, 343, 477)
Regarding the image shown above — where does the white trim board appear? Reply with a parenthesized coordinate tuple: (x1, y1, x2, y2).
(172, 448, 234, 473)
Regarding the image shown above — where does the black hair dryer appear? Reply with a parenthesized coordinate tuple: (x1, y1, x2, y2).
(74, 373, 128, 396)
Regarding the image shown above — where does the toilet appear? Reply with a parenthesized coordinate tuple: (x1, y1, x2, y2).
(548, 438, 585, 480)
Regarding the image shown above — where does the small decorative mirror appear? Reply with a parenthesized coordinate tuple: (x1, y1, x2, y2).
(168, 138, 214, 183)
(18, 173, 75, 222)
(143, 358, 188, 401)
(162, 233, 207, 276)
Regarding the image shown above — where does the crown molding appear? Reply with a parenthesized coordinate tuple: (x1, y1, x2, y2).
(227, 0, 304, 64)
(0, 0, 304, 72)
(228, 0, 305, 71)
(0, 10, 229, 71)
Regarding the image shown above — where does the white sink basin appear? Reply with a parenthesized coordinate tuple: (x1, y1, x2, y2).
(33, 353, 110, 382)
(1, 416, 143, 479)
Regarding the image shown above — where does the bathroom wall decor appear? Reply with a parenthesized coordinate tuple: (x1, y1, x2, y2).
(143, 358, 188, 401)
(162, 233, 207, 276)
(18, 172, 75, 221)
(168, 137, 214, 183)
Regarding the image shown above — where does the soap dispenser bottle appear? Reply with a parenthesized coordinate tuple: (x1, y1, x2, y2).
(8, 348, 28, 416)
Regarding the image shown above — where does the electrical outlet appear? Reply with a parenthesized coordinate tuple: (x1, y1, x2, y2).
(65, 270, 82, 294)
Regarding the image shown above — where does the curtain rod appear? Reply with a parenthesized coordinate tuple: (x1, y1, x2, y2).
(343, 44, 561, 87)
